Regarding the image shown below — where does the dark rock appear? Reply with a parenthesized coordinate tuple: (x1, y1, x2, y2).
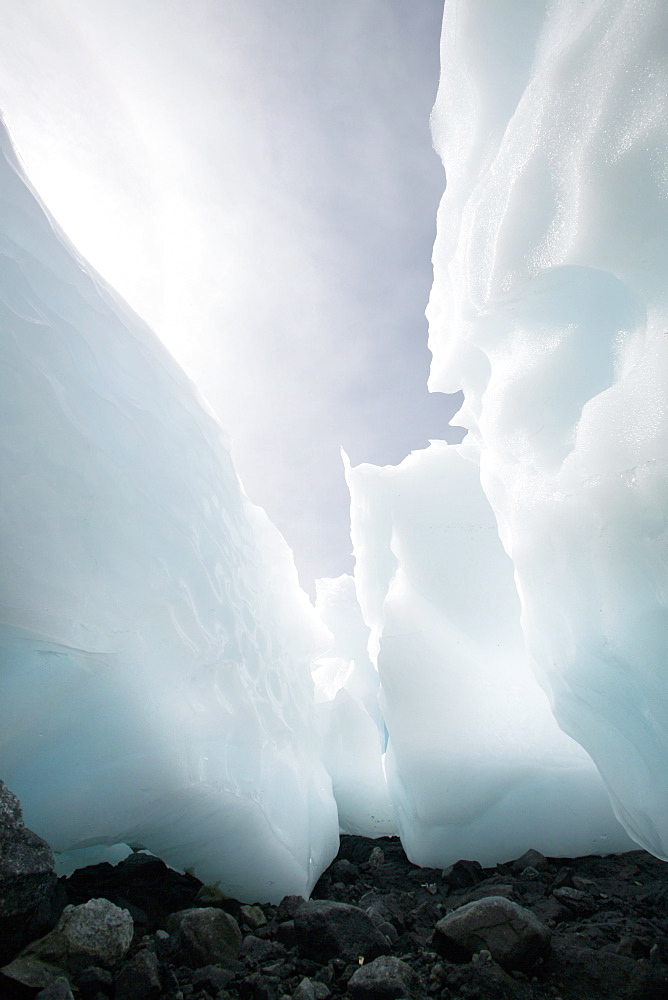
(376, 921, 398, 944)
(276, 920, 297, 947)
(5, 829, 668, 1000)
(0, 954, 65, 992)
(551, 884, 597, 915)
(441, 956, 526, 1000)
(3, 897, 134, 980)
(241, 935, 285, 964)
(510, 850, 549, 874)
(276, 896, 306, 922)
(529, 896, 571, 924)
(357, 894, 405, 933)
(240, 969, 281, 1000)
(293, 977, 332, 1000)
(35, 978, 74, 1000)
(114, 948, 161, 1000)
(240, 904, 268, 930)
(441, 860, 484, 891)
(552, 885, 586, 903)
(294, 901, 390, 964)
(62, 852, 202, 933)
(0, 780, 64, 965)
(347, 956, 418, 1000)
(329, 860, 359, 885)
(73, 966, 114, 998)
(174, 906, 242, 966)
(433, 895, 551, 970)
(454, 882, 516, 907)
(191, 964, 235, 994)
(545, 937, 668, 998)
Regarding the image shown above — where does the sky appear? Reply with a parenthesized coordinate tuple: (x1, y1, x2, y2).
(0, 0, 463, 591)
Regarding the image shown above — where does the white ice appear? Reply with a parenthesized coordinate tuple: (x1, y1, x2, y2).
(0, 116, 339, 902)
(345, 442, 635, 865)
(424, 0, 668, 859)
(1, 0, 667, 896)
(325, 0, 666, 867)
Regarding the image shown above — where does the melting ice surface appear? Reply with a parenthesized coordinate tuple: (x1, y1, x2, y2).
(423, 0, 667, 857)
(1, 0, 667, 900)
(321, 0, 666, 866)
(0, 118, 339, 901)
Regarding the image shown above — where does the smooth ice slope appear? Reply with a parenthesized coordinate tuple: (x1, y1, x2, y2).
(346, 443, 634, 866)
(426, 0, 668, 855)
(0, 116, 339, 902)
(312, 574, 396, 838)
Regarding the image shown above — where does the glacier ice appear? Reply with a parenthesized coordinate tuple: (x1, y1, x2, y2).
(322, 0, 666, 868)
(0, 115, 339, 902)
(312, 575, 395, 839)
(423, 0, 668, 858)
(346, 442, 634, 865)
(1, 0, 667, 897)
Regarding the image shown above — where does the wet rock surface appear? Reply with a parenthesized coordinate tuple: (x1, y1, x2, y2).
(1, 836, 668, 999)
(0, 780, 65, 966)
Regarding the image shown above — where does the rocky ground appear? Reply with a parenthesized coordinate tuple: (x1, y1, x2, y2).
(3, 832, 668, 1000)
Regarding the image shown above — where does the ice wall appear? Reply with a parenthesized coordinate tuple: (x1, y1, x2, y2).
(312, 574, 395, 838)
(0, 116, 339, 902)
(346, 443, 634, 866)
(424, 0, 668, 856)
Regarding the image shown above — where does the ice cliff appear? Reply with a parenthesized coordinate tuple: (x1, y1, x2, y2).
(323, 0, 666, 868)
(0, 117, 339, 901)
(1, 0, 667, 899)
(424, 0, 668, 859)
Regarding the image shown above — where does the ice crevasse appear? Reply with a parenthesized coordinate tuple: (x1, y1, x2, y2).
(325, 0, 667, 866)
(0, 0, 667, 901)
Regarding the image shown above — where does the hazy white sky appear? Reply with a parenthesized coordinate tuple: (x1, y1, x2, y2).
(0, 0, 462, 590)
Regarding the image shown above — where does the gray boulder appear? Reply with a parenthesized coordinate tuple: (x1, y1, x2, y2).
(2, 897, 134, 983)
(36, 978, 75, 1000)
(294, 900, 390, 964)
(433, 895, 551, 970)
(348, 955, 418, 1000)
(0, 779, 63, 963)
(171, 906, 242, 966)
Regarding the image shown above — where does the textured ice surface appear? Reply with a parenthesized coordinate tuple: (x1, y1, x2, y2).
(1, 0, 667, 887)
(334, 0, 666, 867)
(423, 0, 668, 857)
(346, 443, 635, 866)
(312, 575, 395, 838)
(0, 117, 338, 901)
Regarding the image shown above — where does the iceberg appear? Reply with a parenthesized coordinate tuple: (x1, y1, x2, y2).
(0, 116, 338, 902)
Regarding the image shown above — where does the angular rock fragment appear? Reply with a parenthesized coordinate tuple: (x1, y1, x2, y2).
(441, 860, 483, 891)
(114, 947, 161, 1000)
(172, 906, 242, 966)
(293, 976, 332, 1000)
(347, 955, 418, 1000)
(3, 897, 134, 982)
(433, 895, 551, 970)
(35, 978, 75, 1000)
(294, 900, 390, 963)
(0, 779, 63, 964)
